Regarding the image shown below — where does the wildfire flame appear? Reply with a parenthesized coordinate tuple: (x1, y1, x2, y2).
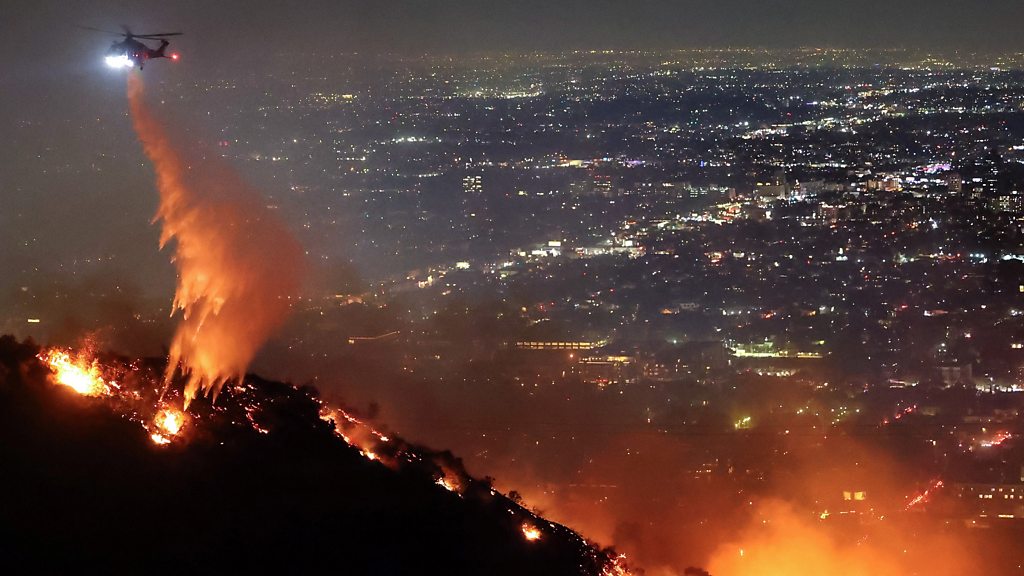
(150, 433, 172, 445)
(127, 73, 303, 408)
(320, 406, 398, 467)
(39, 349, 111, 397)
(436, 476, 460, 493)
(904, 479, 944, 511)
(980, 431, 1012, 448)
(152, 407, 186, 443)
(521, 523, 542, 542)
(156, 409, 184, 435)
(434, 465, 467, 496)
(601, 554, 630, 576)
(40, 346, 190, 445)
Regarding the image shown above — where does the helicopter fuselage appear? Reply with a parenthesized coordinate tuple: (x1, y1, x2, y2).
(107, 37, 169, 69)
(86, 27, 182, 70)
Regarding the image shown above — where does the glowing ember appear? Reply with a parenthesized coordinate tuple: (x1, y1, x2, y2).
(244, 405, 269, 434)
(881, 404, 917, 426)
(521, 523, 542, 541)
(39, 349, 111, 397)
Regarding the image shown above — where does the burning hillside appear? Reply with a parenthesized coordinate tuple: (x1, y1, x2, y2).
(0, 335, 629, 575)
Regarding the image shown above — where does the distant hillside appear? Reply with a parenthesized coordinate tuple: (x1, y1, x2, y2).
(0, 335, 624, 575)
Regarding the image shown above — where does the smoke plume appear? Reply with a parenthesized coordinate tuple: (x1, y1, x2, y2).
(705, 499, 975, 576)
(127, 73, 303, 408)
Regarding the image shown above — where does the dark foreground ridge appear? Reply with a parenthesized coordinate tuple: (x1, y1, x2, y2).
(0, 336, 622, 575)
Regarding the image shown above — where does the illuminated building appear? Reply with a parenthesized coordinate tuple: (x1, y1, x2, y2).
(957, 484, 1024, 522)
(576, 354, 638, 387)
(514, 340, 608, 351)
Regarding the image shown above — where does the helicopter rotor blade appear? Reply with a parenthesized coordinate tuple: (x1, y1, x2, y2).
(78, 26, 126, 36)
(134, 33, 184, 38)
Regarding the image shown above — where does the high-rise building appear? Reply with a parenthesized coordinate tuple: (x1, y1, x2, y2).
(461, 174, 489, 241)
(753, 168, 791, 201)
(945, 171, 963, 194)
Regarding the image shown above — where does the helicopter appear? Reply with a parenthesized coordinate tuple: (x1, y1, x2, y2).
(82, 26, 182, 70)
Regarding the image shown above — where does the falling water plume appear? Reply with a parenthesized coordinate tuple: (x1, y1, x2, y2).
(127, 73, 303, 408)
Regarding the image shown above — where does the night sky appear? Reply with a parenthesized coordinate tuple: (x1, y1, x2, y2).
(3, 0, 1024, 70)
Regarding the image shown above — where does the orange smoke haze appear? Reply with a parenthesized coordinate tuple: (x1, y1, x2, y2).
(708, 500, 900, 576)
(706, 499, 975, 576)
(343, 382, 984, 576)
(127, 73, 303, 408)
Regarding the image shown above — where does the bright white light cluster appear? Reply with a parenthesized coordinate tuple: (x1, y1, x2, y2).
(105, 54, 133, 69)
